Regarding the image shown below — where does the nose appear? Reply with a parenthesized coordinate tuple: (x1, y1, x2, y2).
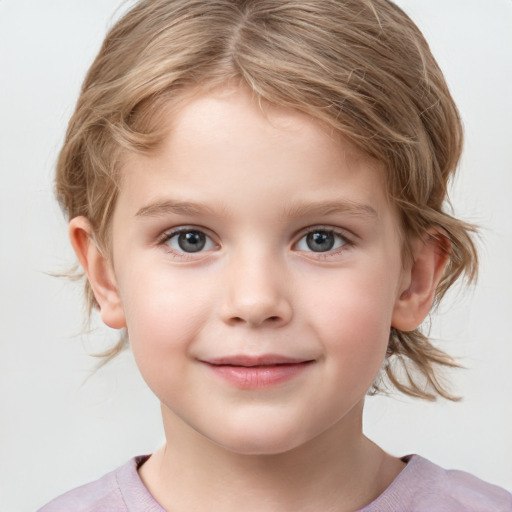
(219, 251, 293, 328)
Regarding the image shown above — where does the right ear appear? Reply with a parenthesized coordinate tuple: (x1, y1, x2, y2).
(68, 216, 126, 329)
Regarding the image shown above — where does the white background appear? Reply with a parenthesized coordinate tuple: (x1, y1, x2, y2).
(1, 1, 511, 510)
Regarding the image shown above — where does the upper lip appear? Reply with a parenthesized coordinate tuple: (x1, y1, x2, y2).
(203, 355, 313, 367)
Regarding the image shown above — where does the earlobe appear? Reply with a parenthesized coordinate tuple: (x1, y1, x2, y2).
(68, 216, 126, 329)
(392, 230, 449, 332)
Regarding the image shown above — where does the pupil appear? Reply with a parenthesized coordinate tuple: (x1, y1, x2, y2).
(306, 231, 334, 252)
(178, 231, 206, 252)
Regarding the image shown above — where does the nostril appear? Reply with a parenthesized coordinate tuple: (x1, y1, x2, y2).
(230, 315, 281, 326)
(220, 296, 293, 327)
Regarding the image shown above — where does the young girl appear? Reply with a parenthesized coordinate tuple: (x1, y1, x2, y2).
(38, 1, 511, 510)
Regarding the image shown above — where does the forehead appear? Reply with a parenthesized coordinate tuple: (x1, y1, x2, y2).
(116, 85, 392, 222)
(124, 85, 383, 180)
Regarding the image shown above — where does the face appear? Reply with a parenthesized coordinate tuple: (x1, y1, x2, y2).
(106, 87, 409, 455)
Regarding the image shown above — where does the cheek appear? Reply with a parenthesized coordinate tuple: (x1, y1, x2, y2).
(306, 268, 398, 377)
(117, 266, 211, 366)
(311, 270, 398, 336)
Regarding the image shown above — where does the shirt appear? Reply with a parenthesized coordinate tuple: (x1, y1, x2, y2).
(38, 454, 512, 511)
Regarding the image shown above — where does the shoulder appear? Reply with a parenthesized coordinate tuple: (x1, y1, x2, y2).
(362, 455, 512, 512)
(37, 456, 165, 512)
(37, 463, 126, 512)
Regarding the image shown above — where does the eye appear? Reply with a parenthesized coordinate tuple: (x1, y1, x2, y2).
(164, 229, 216, 253)
(295, 229, 349, 253)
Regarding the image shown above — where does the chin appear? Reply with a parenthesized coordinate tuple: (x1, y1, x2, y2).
(218, 438, 302, 457)
(207, 422, 314, 457)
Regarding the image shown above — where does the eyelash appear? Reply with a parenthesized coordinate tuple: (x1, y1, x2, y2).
(157, 227, 217, 261)
(294, 227, 353, 258)
(156, 226, 354, 260)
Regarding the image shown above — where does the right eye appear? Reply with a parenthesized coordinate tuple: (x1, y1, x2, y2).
(163, 229, 216, 253)
(294, 228, 349, 253)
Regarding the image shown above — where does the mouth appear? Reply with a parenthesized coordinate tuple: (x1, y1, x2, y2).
(201, 355, 315, 389)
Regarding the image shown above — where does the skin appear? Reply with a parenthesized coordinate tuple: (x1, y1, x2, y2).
(70, 86, 447, 512)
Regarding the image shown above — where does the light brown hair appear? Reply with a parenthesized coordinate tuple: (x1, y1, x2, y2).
(56, 0, 478, 400)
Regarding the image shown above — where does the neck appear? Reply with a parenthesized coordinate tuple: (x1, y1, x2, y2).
(139, 402, 404, 512)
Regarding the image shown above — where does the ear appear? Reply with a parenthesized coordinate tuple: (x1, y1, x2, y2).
(69, 216, 126, 329)
(392, 230, 449, 331)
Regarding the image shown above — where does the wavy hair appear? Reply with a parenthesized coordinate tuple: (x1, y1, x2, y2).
(56, 0, 478, 400)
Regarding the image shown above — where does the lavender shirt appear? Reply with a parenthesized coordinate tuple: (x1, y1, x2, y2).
(38, 454, 512, 512)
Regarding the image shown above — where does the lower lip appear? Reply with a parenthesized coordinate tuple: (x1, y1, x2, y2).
(205, 362, 313, 389)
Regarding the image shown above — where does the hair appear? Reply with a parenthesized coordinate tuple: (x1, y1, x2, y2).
(56, 0, 478, 400)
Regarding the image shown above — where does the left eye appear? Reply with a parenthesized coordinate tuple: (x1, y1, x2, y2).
(165, 229, 215, 253)
(295, 229, 348, 253)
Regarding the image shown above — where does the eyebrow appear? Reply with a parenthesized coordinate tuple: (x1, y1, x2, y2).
(135, 198, 378, 220)
(135, 200, 220, 218)
(283, 200, 378, 220)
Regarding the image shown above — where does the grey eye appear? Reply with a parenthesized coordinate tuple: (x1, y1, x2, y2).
(167, 230, 214, 253)
(306, 231, 335, 252)
(295, 230, 347, 253)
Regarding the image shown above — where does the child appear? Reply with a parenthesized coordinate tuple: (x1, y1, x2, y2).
(39, 0, 512, 510)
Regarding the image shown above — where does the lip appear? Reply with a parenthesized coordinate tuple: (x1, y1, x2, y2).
(201, 354, 315, 389)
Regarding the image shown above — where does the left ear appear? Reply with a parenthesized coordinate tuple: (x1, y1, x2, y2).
(392, 229, 449, 331)
(68, 216, 127, 330)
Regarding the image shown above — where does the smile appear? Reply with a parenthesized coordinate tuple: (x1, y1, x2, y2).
(201, 355, 315, 389)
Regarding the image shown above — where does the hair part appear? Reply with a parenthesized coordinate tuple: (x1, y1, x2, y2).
(56, 0, 478, 400)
